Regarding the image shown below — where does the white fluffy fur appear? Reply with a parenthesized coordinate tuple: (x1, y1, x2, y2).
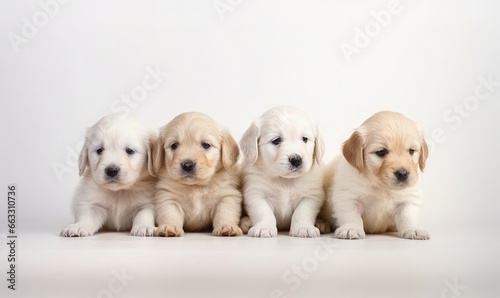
(153, 112, 243, 237)
(240, 106, 326, 238)
(61, 113, 157, 237)
(321, 111, 430, 240)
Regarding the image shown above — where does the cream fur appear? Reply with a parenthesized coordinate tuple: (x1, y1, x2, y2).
(61, 113, 157, 237)
(321, 111, 430, 240)
(153, 112, 243, 237)
(240, 106, 326, 238)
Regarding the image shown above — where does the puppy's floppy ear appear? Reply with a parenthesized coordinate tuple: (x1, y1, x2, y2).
(314, 133, 325, 165)
(152, 131, 165, 176)
(416, 125, 429, 171)
(78, 137, 89, 177)
(239, 121, 260, 164)
(342, 131, 364, 173)
(419, 138, 429, 172)
(146, 130, 159, 177)
(221, 128, 240, 170)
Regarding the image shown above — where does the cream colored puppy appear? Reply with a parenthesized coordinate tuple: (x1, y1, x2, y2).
(323, 111, 430, 240)
(61, 113, 157, 237)
(240, 106, 325, 238)
(153, 112, 243, 237)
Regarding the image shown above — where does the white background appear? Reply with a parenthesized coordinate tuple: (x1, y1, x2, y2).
(1, 1, 499, 297)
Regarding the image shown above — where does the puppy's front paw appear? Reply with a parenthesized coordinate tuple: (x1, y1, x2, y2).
(60, 224, 94, 237)
(131, 225, 156, 237)
(248, 225, 278, 238)
(156, 225, 184, 237)
(333, 227, 365, 239)
(290, 225, 321, 238)
(213, 225, 243, 237)
(314, 219, 331, 234)
(238, 216, 252, 234)
(400, 229, 430, 240)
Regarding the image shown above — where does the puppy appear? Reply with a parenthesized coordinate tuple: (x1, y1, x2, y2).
(240, 106, 326, 238)
(153, 112, 243, 237)
(61, 113, 157, 237)
(322, 111, 430, 240)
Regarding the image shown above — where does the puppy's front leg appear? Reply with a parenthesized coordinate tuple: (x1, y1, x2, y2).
(246, 195, 278, 238)
(333, 196, 365, 239)
(394, 202, 430, 240)
(290, 197, 321, 238)
(212, 195, 243, 237)
(131, 203, 156, 237)
(155, 194, 185, 237)
(61, 204, 107, 237)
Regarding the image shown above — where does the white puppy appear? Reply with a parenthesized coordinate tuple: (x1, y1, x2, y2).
(322, 111, 430, 240)
(61, 113, 157, 237)
(240, 106, 326, 238)
(153, 112, 243, 237)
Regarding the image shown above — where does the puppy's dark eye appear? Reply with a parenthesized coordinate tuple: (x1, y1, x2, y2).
(96, 148, 104, 155)
(171, 143, 178, 150)
(272, 137, 282, 145)
(303, 137, 309, 143)
(202, 142, 211, 149)
(409, 149, 415, 155)
(375, 149, 387, 157)
(126, 148, 135, 155)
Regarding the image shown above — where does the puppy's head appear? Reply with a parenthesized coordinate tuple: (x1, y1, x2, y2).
(343, 111, 429, 190)
(240, 106, 324, 178)
(78, 113, 156, 191)
(152, 112, 239, 186)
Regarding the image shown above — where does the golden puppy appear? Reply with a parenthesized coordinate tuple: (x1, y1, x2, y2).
(153, 112, 243, 237)
(321, 111, 430, 240)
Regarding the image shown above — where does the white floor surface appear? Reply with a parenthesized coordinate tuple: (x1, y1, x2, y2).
(2, 221, 499, 297)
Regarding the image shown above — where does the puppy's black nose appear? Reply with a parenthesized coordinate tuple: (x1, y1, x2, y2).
(181, 161, 195, 173)
(289, 155, 302, 168)
(395, 169, 409, 182)
(105, 167, 120, 178)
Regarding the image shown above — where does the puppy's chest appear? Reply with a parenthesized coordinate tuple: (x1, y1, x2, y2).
(180, 186, 220, 214)
(264, 185, 303, 212)
(176, 186, 223, 230)
(102, 191, 149, 230)
(358, 192, 400, 222)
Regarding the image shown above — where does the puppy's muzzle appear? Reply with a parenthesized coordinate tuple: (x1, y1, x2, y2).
(181, 160, 196, 175)
(288, 155, 302, 169)
(394, 169, 409, 182)
(105, 166, 120, 178)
